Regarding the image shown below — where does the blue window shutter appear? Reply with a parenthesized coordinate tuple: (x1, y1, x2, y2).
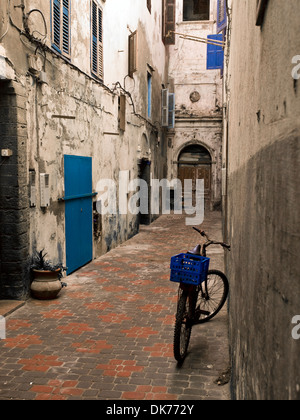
(62, 0, 70, 55)
(53, 0, 61, 52)
(207, 34, 224, 70)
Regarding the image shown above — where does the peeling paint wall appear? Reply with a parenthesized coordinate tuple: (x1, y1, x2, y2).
(0, 0, 169, 296)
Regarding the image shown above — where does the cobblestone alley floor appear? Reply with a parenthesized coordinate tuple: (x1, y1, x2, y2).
(0, 212, 231, 400)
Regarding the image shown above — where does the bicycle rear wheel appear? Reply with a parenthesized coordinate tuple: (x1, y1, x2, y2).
(174, 290, 195, 363)
(195, 270, 229, 324)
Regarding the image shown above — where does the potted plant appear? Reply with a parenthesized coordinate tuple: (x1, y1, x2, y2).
(30, 250, 67, 300)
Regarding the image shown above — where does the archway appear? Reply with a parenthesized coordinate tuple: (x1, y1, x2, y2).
(178, 144, 212, 204)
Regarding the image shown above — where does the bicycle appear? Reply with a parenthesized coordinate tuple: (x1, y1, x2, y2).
(170, 227, 231, 364)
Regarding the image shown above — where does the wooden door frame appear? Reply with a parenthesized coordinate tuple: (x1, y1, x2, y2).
(176, 143, 213, 206)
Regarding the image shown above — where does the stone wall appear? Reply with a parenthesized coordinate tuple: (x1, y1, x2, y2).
(225, 0, 300, 400)
(0, 81, 29, 299)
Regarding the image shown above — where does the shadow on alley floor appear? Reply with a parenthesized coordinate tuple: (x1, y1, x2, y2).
(0, 212, 231, 400)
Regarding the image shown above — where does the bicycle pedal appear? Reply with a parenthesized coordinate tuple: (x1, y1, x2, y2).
(195, 308, 210, 319)
(200, 310, 210, 316)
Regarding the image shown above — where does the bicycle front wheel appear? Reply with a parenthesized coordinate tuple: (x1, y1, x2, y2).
(174, 291, 194, 364)
(195, 270, 229, 324)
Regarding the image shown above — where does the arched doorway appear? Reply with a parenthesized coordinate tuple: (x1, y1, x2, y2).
(178, 144, 212, 204)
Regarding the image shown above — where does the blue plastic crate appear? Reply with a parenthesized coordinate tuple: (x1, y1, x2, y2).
(170, 253, 210, 286)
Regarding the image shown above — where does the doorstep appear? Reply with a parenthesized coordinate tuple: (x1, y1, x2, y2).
(0, 300, 26, 317)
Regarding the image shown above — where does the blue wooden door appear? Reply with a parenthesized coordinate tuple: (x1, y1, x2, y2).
(64, 155, 93, 274)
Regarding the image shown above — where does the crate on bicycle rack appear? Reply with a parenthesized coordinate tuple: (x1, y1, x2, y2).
(170, 253, 210, 286)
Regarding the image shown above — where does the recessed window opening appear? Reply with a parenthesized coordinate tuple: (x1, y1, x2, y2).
(183, 0, 210, 21)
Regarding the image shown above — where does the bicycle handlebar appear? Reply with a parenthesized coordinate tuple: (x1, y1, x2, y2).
(193, 227, 231, 251)
(193, 227, 205, 237)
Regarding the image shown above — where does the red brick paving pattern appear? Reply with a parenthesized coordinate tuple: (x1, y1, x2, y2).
(98, 313, 132, 324)
(4, 335, 42, 349)
(6, 320, 32, 330)
(18, 355, 63, 372)
(0, 213, 230, 400)
(57, 322, 95, 335)
(72, 339, 112, 354)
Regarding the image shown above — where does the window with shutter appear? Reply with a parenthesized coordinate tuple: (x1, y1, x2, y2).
(52, 0, 70, 58)
(162, 0, 175, 45)
(168, 93, 175, 129)
(91, 0, 104, 81)
(119, 94, 126, 131)
(162, 89, 169, 127)
(162, 90, 175, 128)
(128, 31, 137, 78)
(207, 34, 224, 70)
(147, 72, 152, 119)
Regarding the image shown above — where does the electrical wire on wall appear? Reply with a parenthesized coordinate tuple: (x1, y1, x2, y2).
(112, 81, 159, 133)
(24, 8, 47, 43)
(3, 1, 160, 137)
(2, 1, 113, 94)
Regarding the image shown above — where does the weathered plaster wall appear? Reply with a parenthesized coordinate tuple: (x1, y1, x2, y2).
(0, 0, 168, 296)
(167, 0, 223, 209)
(225, 0, 300, 400)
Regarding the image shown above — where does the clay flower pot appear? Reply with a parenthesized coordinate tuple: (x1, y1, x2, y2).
(31, 269, 63, 300)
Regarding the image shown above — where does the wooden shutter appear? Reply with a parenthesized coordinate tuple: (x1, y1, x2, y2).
(163, 0, 175, 45)
(162, 89, 169, 127)
(91, 1, 103, 80)
(119, 94, 126, 131)
(128, 31, 137, 78)
(92, 1, 98, 74)
(147, 72, 152, 119)
(53, 0, 61, 51)
(207, 35, 224, 70)
(168, 93, 175, 129)
(52, 0, 70, 57)
(217, 0, 227, 33)
(62, 0, 70, 56)
(98, 7, 103, 79)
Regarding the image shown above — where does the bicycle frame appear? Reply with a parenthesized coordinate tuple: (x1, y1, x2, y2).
(178, 283, 210, 325)
(172, 228, 230, 363)
(177, 228, 230, 323)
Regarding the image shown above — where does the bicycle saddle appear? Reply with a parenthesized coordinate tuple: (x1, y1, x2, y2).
(188, 245, 201, 256)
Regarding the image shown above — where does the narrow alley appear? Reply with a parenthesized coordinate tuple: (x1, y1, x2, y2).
(0, 211, 230, 401)
(1, 0, 298, 402)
